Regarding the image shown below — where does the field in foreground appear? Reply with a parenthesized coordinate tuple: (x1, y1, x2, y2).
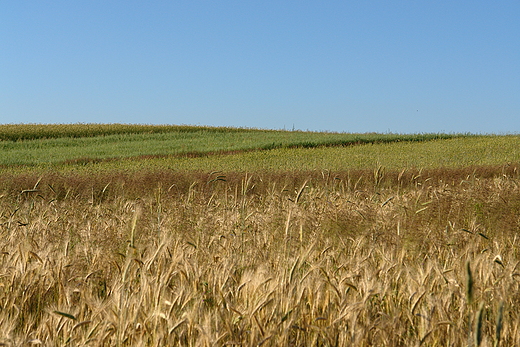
(1, 167, 519, 346)
(1, 124, 519, 346)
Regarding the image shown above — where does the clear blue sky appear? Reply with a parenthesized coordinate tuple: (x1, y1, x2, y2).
(2, 1, 519, 133)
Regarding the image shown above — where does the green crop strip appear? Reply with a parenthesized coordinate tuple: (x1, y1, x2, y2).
(0, 124, 466, 167)
(0, 123, 256, 141)
(105, 135, 520, 172)
(2, 135, 518, 176)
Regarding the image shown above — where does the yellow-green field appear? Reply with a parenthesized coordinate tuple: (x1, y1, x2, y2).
(82, 135, 519, 173)
(1, 124, 519, 346)
(0, 124, 467, 168)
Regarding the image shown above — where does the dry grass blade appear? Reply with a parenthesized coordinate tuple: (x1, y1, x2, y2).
(251, 297, 274, 317)
(72, 320, 92, 331)
(295, 180, 308, 204)
(411, 291, 426, 315)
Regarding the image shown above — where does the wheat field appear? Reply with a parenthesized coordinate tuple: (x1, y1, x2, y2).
(1, 167, 519, 346)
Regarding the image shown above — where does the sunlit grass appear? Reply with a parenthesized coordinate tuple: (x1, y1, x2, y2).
(5, 135, 514, 175)
(0, 169, 518, 345)
(0, 127, 466, 167)
(154, 135, 518, 171)
(1, 125, 519, 345)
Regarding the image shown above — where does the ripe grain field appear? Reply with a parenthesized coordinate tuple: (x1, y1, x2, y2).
(0, 124, 519, 346)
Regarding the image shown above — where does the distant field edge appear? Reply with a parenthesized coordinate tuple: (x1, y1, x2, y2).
(0, 123, 477, 141)
(0, 123, 272, 141)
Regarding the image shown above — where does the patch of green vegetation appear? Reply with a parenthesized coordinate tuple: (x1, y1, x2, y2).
(0, 123, 255, 141)
(123, 135, 519, 172)
(0, 124, 465, 166)
(3, 135, 517, 176)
